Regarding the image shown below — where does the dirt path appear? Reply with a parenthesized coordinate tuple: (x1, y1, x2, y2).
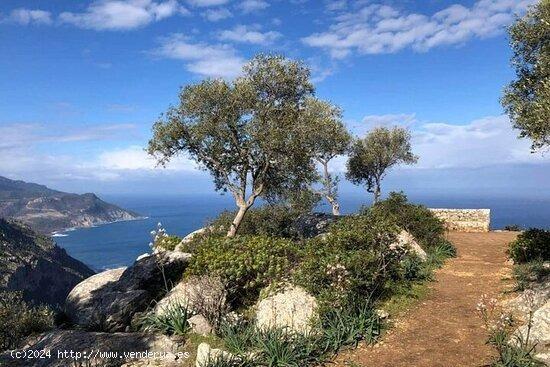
(334, 231, 518, 367)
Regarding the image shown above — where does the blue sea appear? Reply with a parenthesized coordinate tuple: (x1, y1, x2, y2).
(54, 193, 550, 272)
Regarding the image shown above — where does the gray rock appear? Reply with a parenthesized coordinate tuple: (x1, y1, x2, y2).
(154, 276, 227, 328)
(513, 300, 550, 358)
(0, 330, 185, 367)
(188, 315, 213, 335)
(291, 213, 339, 238)
(255, 285, 318, 334)
(66, 252, 192, 332)
(195, 343, 236, 367)
(391, 230, 427, 261)
(503, 279, 550, 319)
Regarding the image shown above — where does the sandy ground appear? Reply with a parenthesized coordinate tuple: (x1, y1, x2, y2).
(334, 231, 518, 367)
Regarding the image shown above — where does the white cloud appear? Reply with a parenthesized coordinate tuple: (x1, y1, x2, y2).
(202, 7, 232, 21)
(2, 9, 52, 25)
(98, 145, 196, 171)
(187, 0, 229, 7)
(153, 34, 245, 78)
(59, 0, 187, 30)
(218, 25, 281, 44)
(238, 0, 269, 13)
(362, 113, 417, 129)
(303, 0, 537, 58)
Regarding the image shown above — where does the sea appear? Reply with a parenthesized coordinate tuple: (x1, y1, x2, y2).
(53, 193, 550, 272)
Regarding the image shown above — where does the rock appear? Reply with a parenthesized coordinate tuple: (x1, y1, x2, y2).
(0, 330, 185, 367)
(391, 230, 427, 261)
(513, 299, 550, 360)
(291, 213, 339, 238)
(188, 315, 213, 335)
(503, 279, 550, 319)
(375, 309, 389, 319)
(155, 276, 227, 327)
(255, 285, 318, 334)
(177, 227, 211, 251)
(136, 253, 150, 261)
(66, 252, 192, 332)
(195, 343, 236, 367)
(0, 219, 95, 307)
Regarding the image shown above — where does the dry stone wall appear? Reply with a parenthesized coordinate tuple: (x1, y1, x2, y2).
(429, 209, 490, 232)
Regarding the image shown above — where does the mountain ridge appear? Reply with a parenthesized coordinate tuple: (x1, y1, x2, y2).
(0, 176, 142, 234)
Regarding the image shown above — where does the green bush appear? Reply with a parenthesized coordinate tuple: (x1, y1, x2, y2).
(207, 205, 302, 239)
(0, 291, 54, 351)
(294, 213, 402, 309)
(367, 192, 449, 251)
(185, 235, 297, 307)
(513, 260, 550, 291)
(509, 228, 550, 263)
(154, 235, 182, 251)
(139, 302, 193, 336)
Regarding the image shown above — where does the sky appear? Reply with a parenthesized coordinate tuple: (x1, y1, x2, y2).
(1, 0, 549, 198)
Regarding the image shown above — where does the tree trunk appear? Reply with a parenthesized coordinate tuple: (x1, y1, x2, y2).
(373, 181, 381, 204)
(227, 204, 250, 237)
(327, 196, 340, 216)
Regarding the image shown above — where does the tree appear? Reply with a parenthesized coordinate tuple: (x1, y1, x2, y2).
(501, 0, 550, 151)
(302, 98, 351, 215)
(346, 127, 418, 204)
(147, 54, 318, 237)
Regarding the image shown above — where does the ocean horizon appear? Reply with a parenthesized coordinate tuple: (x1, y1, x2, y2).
(53, 193, 550, 272)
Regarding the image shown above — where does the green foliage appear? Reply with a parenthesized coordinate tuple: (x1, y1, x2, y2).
(346, 127, 418, 202)
(502, 1, 550, 150)
(185, 235, 296, 307)
(0, 291, 54, 351)
(509, 228, 550, 263)
(208, 205, 301, 239)
(368, 192, 451, 252)
(513, 260, 550, 291)
(400, 254, 431, 281)
(294, 213, 402, 309)
(139, 302, 193, 336)
(155, 235, 182, 251)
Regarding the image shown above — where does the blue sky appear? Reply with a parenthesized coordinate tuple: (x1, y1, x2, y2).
(1, 0, 549, 197)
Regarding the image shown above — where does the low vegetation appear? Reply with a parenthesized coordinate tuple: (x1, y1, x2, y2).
(508, 228, 550, 291)
(0, 291, 54, 351)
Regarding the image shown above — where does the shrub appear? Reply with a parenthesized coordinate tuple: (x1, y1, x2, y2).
(149, 222, 182, 251)
(185, 235, 297, 307)
(208, 205, 301, 239)
(294, 213, 403, 309)
(367, 192, 449, 251)
(139, 302, 193, 336)
(513, 261, 550, 291)
(509, 228, 550, 263)
(0, 291, 54, 351)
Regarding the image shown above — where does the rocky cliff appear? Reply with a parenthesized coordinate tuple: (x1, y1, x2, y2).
(0, 176, 141, 234)
(0, 219, 94, 306)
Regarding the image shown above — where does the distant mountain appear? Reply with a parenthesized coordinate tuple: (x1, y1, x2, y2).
(0, 176, 142, 234)
(0, 218, 95, 306)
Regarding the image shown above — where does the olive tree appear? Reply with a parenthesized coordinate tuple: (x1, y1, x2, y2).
(346, 127, 418, 203)
(303, 98, 351, 215)
(148, 55, 317, 237)
(502, 0, 550, 151)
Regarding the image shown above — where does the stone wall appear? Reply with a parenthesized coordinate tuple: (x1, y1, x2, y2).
(429, 209, 491, 232)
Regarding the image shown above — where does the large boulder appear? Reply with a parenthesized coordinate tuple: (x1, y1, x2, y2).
(154, 275, 227, 327)
(513, 299, 550, 363)
(291, 213, 339, 238)
(255, 285, 318, 334)
(0, 330, 186, 367)
(195, 343, 236, 367)
(65, 252, 192, 332)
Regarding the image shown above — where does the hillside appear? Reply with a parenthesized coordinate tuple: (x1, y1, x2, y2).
(0, 176, 142, 234)
(0, 218, 94, 306)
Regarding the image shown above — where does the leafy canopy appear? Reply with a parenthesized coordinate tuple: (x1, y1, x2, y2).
(148, 54, 317, 204)
(502, 1, 550, 150)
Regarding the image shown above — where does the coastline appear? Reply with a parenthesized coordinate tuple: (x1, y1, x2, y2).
(51, 216, 148, 237)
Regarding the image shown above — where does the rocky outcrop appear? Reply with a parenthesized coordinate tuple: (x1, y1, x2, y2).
(0, 330, 185, 367)
(0, 219, 94, 307)
(291, 213, 338, 238)
(255, 285, 318, 334)
(0, 176, 142, 234)
(65, 252, 191, 332)
(188, 315, 213, 336)
(513, 299, 550, 364)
